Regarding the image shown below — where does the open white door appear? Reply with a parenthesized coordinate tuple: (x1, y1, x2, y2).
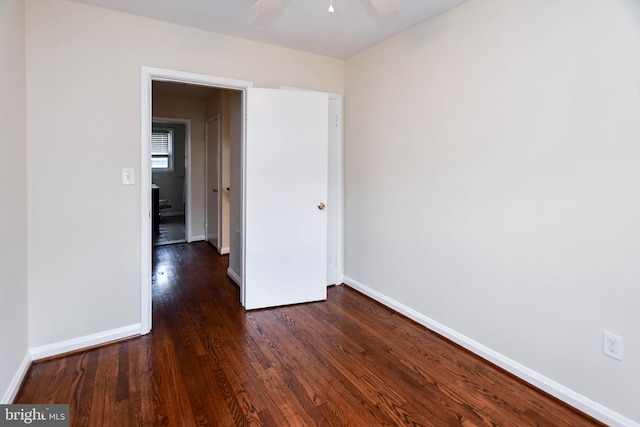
(245, 88, 329, 310)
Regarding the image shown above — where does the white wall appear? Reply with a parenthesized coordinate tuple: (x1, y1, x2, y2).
(0, 0, 29, 403)
(25, 0, 343, 347)
(344, 0, 640, 423)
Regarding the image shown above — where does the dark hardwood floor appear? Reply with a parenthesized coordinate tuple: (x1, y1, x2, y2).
(15, 242, 604, 426)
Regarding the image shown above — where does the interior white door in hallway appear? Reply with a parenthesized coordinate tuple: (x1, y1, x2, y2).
(244, 88, 329, 310)
(205, 117, 220, 250)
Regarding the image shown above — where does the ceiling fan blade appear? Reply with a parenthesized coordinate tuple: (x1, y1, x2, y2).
(368, 0, 402, 15)
(253, 0, 284, 13)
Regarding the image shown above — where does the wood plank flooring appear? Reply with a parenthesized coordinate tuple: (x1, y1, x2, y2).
(15, 242, 604, 426)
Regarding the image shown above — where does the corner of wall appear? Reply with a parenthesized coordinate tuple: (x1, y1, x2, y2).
(342, 275, 640, 427)
(1, 353, 32, 404)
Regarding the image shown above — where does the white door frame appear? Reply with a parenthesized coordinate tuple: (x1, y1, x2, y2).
(152, 116, 192, 242)
(205, 115, 221, 251)
(140, 66, 252, 334)
(327, 93, 344, 286)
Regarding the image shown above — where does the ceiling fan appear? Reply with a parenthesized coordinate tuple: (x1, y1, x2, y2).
(253, 0, 402, 16)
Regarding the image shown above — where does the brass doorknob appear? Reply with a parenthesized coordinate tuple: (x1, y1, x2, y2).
(318, 202, 326, 210)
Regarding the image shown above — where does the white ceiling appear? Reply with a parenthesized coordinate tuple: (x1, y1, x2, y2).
(70, 0, 468, 58)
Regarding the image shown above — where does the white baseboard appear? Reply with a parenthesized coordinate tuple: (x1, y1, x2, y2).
(342, 275, 639, 427)
(218, 246, 230, 255)
(1, 352, 32, 404)
(227, 268, 241, 286)
(30, 323, 142, 361)
(189, 235, 205, 242)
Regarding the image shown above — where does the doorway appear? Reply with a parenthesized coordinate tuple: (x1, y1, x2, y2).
(152, 87, 239, 280)
(141, 67, 343, 334)
(141, 69, 250, 334)
(151, 119, 188, 246)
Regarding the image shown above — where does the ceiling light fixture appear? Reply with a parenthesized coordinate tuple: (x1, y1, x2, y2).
(254, 0, 402, 16)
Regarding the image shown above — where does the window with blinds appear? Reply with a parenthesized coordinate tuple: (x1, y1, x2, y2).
(151, 128, 173, 170)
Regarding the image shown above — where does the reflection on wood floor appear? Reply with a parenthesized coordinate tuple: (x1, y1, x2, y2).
(15, 242, 604, 426)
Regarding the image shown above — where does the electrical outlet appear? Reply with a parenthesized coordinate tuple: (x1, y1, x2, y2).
(603, 331, 624, 361)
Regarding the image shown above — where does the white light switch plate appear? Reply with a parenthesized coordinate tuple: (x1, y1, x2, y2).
(122, 168, 135, 185)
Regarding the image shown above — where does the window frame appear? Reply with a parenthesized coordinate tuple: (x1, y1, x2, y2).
(151, 127, 174, 172)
